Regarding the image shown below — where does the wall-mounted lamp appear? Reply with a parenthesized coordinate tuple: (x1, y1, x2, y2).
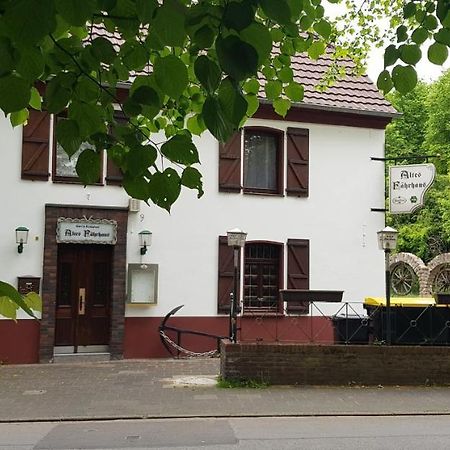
(139, 230, 152, 255)
(15, 226, 29, 254)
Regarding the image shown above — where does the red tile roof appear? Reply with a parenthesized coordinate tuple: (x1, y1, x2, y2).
(88, 26, 397, 117)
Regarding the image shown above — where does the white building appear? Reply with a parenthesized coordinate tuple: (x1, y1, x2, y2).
(0, 53, 397, 363)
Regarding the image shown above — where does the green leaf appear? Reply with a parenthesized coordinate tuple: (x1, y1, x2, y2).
(2, 0, 56, 46)
(193, 25, 215, 49)
(278, 66, 294, 83)
(428, 42, 449, 65)
(218, 77, 248, 127)
(265, 80, 282, 100)
(285, 82, 304, 102)
(23, 292, 42, 312)
(435, 28, 450, 46)
(245, 93, 259, 116)
(377, 70, 393, 94)
(136, 0, 158, 24)
(307, 41, 326, 60)
(69, 102, 106, 138)
(123, 175, 150, 200)
(424, 14, 439, 30)
(400, 44, 422, 65)
(384, 45, 399, 67)
(313, 19, 332, 39)
(0, 297, 19, 320)
(194, 56, 221, 94)
(56, 119, 83, 157)
(10, 109, 29, 127)
(224, 1, 254, 31)
(0, 281, 35, 318)
(411, 27, 429, 45)
(202, 96, 235, 142)
(396, 25, 408, 42)
(243, 79, 260, 95)
(127, 145, 158, 177)
(186, 114, 206, 135)
(91, 37, 117, 64)
(132, 85, 160, 107)
(161, 133, 199, 165)
(154, 55, 188, 99)
(0, 38, 15, 77)
(44, 73, 75, 114)
(181, 167, 204, 198)
(240, 22, 273, 65)
(0, 75, 31, 114)
(29, 87, 42, 110)
(403, 2, 416, 18)
(148, 168, 181, 212)
(152, 0, 186, 47)
(216, 35, 258, 81)
(392, 65, 418, 94)
(55, 0, 96, 26)
(273, 98, 291, 117)
(120, 41, 148, 71)
(259, 0, 291, 25)
(76, 149, 101, 184)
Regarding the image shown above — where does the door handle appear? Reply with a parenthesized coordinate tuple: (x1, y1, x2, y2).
(78, 288, 86, 315)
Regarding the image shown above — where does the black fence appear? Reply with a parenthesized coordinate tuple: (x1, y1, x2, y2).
(239, 301, 450, 346)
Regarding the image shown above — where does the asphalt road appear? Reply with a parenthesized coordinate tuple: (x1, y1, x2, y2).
(2, 415, 450, 450)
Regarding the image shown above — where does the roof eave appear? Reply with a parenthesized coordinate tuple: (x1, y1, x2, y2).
(258, 98, 400, 119)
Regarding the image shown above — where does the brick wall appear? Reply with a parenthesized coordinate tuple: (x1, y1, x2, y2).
(220, 340, 450, 385)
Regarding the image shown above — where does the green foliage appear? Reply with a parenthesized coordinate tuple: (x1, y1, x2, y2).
(0, 0, 448, 213)
(0, 281, 40, 320)
(216, 375, 270, 389)
(386, 70, 450, 261)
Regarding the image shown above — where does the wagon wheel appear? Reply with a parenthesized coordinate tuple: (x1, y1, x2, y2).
(433, 265, 450, 294)
(391, 263, 415, 296)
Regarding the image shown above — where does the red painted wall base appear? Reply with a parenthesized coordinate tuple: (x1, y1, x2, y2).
(0, 316, 335, 363)
(124, 316, 334, 359)
(0, 320, 40, 364)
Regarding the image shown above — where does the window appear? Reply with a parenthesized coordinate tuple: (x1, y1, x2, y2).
(243, 129, 283, 194)
(21, 110, 123, 185)
(219, 127, 309, 196)
(217, 237, 310, 315)
(52, 115, 102, 183)
(244, 243, 282, 312)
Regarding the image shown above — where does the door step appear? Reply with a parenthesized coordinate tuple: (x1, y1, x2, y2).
(52, 352, 111, 364)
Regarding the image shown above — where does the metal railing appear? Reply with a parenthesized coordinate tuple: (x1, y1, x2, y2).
(238, 301, 450, 346)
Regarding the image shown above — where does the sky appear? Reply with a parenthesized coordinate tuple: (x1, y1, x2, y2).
(366, 44, 450, 84)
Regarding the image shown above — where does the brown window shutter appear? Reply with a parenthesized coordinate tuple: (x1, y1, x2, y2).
(286, 127, 309, 197)
(286, 238, 310, 314)
(217, 235, 236, 314)
(219, 130, 242, 192)
(21, 110, 50, 180)
(106, 158, 124, 185)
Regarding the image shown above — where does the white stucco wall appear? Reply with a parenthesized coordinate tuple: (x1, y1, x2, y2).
(0, 113, 386, 319)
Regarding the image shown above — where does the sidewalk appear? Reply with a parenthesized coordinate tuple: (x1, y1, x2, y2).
(1, 358, 450, 422)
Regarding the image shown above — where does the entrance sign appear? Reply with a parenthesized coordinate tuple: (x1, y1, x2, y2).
(56, 217, 117, 244)
(389, 164, 435, 214)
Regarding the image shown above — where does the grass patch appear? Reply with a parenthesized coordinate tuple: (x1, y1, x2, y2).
(216, 376, 270, 389)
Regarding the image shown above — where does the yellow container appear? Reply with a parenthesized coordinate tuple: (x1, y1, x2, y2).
(364, 297, 436, 307)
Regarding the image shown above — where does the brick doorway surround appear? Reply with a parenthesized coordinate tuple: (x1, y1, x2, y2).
(40, 204, 128, 362)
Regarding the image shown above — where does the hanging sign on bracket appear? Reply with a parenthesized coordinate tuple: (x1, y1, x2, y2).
(389, 163, 435, 214)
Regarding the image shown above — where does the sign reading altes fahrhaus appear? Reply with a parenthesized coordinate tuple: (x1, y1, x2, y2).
(56, 217, 117, 244)
(389, 163, 435, 214)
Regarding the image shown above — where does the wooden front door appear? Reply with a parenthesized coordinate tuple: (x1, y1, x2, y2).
(55, 244, 112, 351)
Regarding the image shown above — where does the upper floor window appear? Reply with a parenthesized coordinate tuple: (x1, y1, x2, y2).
(243, 129, 283, 194)
(219, 126, 309, 197)
(21, 110, 123, 185)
